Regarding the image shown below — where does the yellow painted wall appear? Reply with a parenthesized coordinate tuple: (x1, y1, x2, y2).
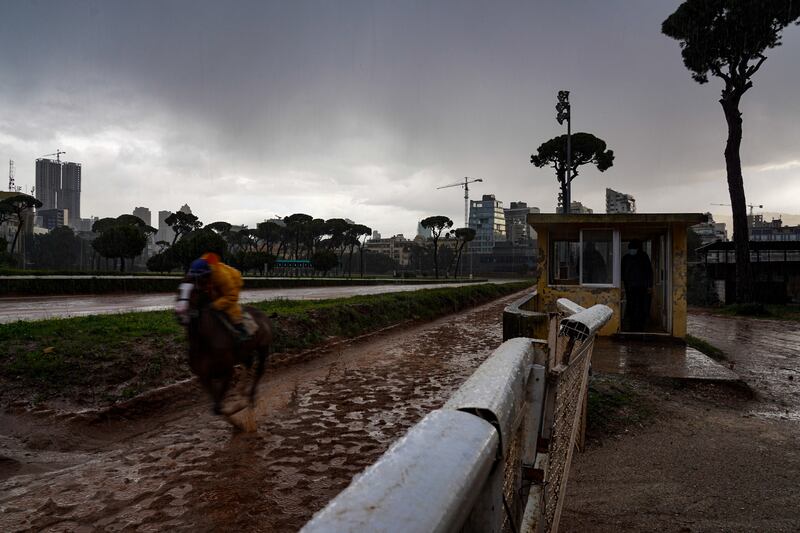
(671, 224, 688, 339)
(534, 228, 621, 336)
(534, 224, 691, 338)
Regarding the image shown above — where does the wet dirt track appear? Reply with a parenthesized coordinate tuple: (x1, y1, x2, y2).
(688, 312, 800, 420)
(0, 292, 520, 532)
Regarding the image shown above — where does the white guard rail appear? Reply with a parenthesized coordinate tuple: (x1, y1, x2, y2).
(302, 303, 612, 533)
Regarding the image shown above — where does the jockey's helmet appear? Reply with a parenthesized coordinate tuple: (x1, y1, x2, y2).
(189, 258, 212, 277)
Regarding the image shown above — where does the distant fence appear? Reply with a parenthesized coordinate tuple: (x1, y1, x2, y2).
(302, 296, 612, 533)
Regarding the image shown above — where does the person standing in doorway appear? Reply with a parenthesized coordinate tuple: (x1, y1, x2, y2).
(621, 240, 653, 331)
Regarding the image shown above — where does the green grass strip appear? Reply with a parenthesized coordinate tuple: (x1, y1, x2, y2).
(1, 281, 532, 406)
(686, 334, 726, 361)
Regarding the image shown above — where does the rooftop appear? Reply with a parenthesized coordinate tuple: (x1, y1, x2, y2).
(527, 212, 707, 226)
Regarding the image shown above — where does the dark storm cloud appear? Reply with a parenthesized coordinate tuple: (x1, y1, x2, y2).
(1, 0, 798, 234)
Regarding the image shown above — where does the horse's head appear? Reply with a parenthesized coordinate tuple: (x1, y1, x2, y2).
(175, 277, 209, 327)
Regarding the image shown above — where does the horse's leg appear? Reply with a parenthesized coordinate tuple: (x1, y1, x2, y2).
(249, 345, 268, 405)
(210, 370, 232, 415)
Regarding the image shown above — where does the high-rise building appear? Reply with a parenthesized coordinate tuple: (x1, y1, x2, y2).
(606, 188, 636, 214)
(469, 194, 506, 254)
(179, 204, 192, 214)
(35, 158, 61, 210)
(59, 162, 81, 221)
(504, 201, 540, 245)
(371, 230, 381, 241)
(417, 221, 432, 239)
(133, 207, 152, 226)
(156, 210, 175, 243)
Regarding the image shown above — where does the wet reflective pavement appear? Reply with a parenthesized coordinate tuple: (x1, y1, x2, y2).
(0, 281, 515, 324)
(592, 338, 739, 382)
(688, 312, 800, 421)
(0, 292, 518, 532)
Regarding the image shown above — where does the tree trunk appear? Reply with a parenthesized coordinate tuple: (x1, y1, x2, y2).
(432, 237, 439, 279)
(721, 94, 751, 303)
(10, 222, 22, 257)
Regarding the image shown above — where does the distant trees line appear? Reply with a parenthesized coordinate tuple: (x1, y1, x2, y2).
(1, 204, 479, 278)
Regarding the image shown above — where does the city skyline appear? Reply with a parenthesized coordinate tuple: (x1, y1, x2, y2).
(1, 1, 799, 238)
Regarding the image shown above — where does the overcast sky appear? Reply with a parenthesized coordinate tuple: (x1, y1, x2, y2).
(1, 0, 798, 236)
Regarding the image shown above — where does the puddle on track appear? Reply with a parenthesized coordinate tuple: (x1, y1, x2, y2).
(0, 293, 518, 532)
(688, 312, 800, 421)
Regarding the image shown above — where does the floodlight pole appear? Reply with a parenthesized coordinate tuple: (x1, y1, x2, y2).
(556, 90, 572, 214)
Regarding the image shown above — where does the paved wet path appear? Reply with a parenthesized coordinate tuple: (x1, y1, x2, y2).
(592, 337, 739, 381)
(0, 280, 515, 324)
(688, 312, 800, 420)
(0, 292, 518, 532)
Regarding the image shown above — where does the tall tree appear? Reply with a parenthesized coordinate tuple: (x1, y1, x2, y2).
(662, 0, 800, 302)
(206, 221, 233, 235)
(0, 194, 43, 258)
(530, 132, 614, 212)
(420, 215, 454, 279)
(169, 228, 227, 271)
(449, 227, 476, 278)
(255, 220, 283, 255)
(164, 211, 202, 245)
(30, 226, 81, 269)
(352, 224, 372, 278)
(91, 214, 153, 272)
(284, 213, 313, 259)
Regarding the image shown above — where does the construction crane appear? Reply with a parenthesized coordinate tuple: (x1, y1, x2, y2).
(8, 159, 14, 192)
(40, 149, 66, 163)
(436, 177, 484, 228)
(710, 202, 764, 217)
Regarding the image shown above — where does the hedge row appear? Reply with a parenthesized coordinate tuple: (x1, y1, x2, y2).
(0, 276, 487, 296)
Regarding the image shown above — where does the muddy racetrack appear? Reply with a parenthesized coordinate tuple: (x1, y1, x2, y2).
(0, 292, 522, 532)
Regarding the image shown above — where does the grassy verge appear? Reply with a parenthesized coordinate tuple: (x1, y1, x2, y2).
(0, 275, 491, 295)
(716, 303, 800, 322)
(686, 334, 727, 361)
(586, 374, 654, 442)
(0, 281, 531, 409)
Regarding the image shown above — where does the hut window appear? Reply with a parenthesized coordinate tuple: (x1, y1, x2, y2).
(580, 229, 615, 286)
(550, 240, 580, 284)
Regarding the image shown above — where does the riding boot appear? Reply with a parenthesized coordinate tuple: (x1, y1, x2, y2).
(235, 322, 251, 342)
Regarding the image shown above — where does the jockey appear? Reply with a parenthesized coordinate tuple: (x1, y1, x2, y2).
(188, 252, 249, 340)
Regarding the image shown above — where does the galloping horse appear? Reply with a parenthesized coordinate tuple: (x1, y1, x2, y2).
(175, 280, 274, 417)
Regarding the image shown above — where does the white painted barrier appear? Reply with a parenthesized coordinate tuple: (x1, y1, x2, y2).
(302, 301, 613, 533)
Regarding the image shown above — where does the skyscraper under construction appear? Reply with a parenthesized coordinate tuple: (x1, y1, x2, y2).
(34, 157, 82, 222)
(35, 158, 61, 210)
(60, 162, 82, 220)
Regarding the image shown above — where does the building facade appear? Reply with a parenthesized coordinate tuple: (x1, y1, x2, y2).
(133, 207, 152, 226)
(691, 213, 728, 245)
(557, 201, 594, 214)
(469, 194, 506, 254)
(751, 215, 800, 242)
(38, 208, 68, 230)
(605, 188, 636, 214)
(416, 221, 432, 239)
(365, 234, 412, 266)
(504, 201, 540, 245)
(59, 162, 81, 221)
(35, 158, 61, 211)
(156, 210, 175, 243)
